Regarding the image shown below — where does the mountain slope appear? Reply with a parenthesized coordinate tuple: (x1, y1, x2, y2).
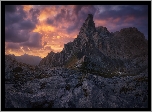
(39, 14, 148, 76)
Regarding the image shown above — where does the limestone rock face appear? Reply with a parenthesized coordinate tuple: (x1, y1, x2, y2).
(39, 14, 148, 75)
(5, 67, 148, 108)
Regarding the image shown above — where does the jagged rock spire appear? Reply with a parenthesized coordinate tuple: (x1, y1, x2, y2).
(39, 13, 148, 75)
(78, 14, 96, 39)
(84, 14, 95, 31)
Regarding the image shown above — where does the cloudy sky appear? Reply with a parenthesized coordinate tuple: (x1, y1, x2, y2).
(5, 5, 148, 58)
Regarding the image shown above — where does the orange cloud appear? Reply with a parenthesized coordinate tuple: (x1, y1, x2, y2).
(39, 6, 57, 21)
(113, 17, 120, 23)
(124, 16, 135, 22)
(5, 47, 25, 56)
(94, 19, 107, 27)
(5, 5, 84, 58)
(5, 5, 92, 58)
(23, 5, 33, 12)
(33, 23, 55, 33)
(57, 36, 61, 39)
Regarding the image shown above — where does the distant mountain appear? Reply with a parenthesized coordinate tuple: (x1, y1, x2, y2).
(39, 14, 148, 76)
(5, 54, 35, 82)
(15, 53, 42, 66)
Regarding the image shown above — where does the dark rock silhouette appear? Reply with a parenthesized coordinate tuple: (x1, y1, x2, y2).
(15, 53, 42, 66)
(39, 14, 148, 75)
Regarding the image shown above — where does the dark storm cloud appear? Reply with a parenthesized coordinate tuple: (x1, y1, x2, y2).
(5, 13, 23, 26)
(56, 9, 66, 21)
(5, 5, 26, 26)
(96, 5, 148, 20)
(45, 5, 97, 34)
(32, 5, 52, 10)
(66, 20, 80, 33)
(6, 42, 20, 49)
(5, 5, 39, 43)
(29, 8, 40, 23)
(19, 19, 36, 30)
(73, 5, 96, 15)
(73, 5, 84, 15)
(21, 32, 42, 48)
(46, 18, 54, 25)
(66, 5, 97, 33)
(46, 8, 71, 26)
(5, 5, 17, 13)
(5, 27, 30, 42)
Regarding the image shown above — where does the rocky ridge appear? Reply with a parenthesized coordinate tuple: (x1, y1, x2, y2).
(39, 14, 148, 76)
(5, 14, 148, 108)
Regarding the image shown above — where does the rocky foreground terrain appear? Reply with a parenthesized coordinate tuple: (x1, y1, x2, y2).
(5, 68, 148, 108)
(5, 14, 148, 108)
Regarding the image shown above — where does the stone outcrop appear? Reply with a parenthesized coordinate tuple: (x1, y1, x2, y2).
(5, 54, 38, 84)
(5, 66, 148, 108)
(39, 14, 148, 75)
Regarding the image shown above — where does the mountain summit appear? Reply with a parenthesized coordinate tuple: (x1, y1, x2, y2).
(39, 14, 148, 75)
(82, 14, 96, 32)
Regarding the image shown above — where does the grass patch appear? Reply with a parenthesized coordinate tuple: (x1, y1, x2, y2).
(64, 54, 78, 69)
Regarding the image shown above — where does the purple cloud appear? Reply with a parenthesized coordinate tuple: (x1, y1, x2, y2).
(6, 42, 20, 49)
(21, 32, 42, 48)
(29, 8, 40, 23)
(19, 19, 36, 30)
(5, 5, 39, 43)
(5, 27, 30, 42)
(5, 5, 17, 13)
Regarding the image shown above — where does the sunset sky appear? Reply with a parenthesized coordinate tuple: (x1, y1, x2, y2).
(5, 5, 148, 58)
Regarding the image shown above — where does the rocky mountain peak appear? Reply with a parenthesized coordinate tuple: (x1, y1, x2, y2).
(84, 14, 95, 30)
(85, 14, 94, 24)
(79, 14, 96, 37)
(39, 14, 148, 75)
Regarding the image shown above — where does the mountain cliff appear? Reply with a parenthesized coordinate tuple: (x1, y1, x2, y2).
(39, 14, 148, 76)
